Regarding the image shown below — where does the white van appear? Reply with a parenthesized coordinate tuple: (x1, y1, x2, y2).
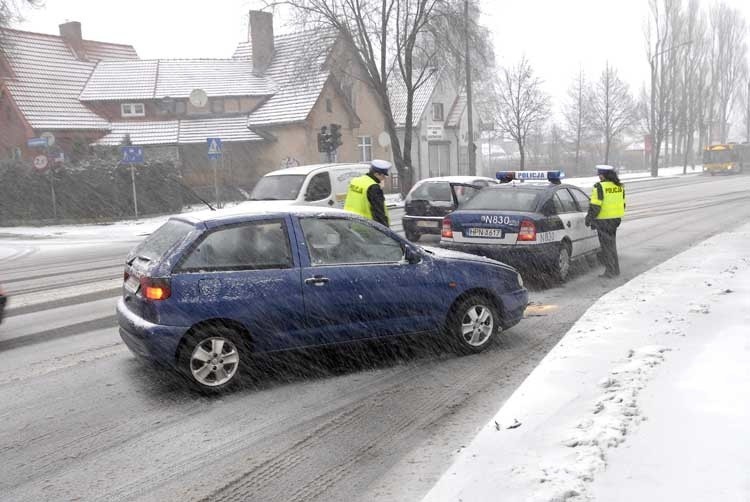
(248, 163, 370, 208)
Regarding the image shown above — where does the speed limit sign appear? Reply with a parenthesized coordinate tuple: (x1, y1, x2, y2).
(33, 155, 49, 171)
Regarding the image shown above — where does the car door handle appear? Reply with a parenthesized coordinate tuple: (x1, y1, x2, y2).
(305, 276, 330, 286)
(566, 221, 572, 228)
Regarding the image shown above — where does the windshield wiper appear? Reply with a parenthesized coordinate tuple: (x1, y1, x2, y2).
(250, 197, 280, 201)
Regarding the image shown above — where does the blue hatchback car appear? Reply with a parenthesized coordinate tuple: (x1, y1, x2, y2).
(117, 206, 528, 391)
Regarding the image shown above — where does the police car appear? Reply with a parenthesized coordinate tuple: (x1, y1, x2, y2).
(402, 176, 497, 242)
(439, 171, 600, 281)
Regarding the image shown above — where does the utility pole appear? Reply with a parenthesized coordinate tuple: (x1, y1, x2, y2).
(746, 80, 750, 142)
(464, 0, 475, 176)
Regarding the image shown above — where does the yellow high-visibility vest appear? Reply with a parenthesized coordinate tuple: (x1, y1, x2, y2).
(344, 175, 389, 222)
(590, 181, 625, 219)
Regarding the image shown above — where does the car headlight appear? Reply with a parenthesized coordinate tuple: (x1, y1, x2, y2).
(517, 273, 524, 288)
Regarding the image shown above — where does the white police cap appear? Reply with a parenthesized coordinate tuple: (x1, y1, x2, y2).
(596, 164, 615, 172)
(370, 159, 392, 174)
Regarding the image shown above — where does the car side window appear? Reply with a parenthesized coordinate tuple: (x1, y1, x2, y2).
(300, 217, 404, 266)
(554, 189, 578, 213)
(304, 172, 332, 201)
(177, 219, 292, 271)
(569, 187, 591, 212)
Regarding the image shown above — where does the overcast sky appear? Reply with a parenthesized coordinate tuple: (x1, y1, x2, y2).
(15, 0, 750, 112)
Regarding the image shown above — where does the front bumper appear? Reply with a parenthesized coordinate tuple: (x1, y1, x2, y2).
(117, 298, 188, 366)
(498, 287, 529, 328)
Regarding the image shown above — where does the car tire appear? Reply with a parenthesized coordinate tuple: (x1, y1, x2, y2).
(405, 228, 421, 242)
(448, 295, 500, 354)
(180, 326, 245, 393)
(550, 242, 572, 282)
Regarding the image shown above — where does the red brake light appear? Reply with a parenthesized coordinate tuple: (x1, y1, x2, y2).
(517, 220, 536, 241)
(141, 277, 171, 301)
(442, 217, 453, 238)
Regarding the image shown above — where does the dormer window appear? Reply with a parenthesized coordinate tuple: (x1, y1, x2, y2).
(121, 103, 145, 117)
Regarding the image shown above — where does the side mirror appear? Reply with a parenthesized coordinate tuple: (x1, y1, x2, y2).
(403, 245, 422, 264)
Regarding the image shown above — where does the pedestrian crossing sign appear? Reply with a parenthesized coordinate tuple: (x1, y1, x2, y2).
(207, 138, 222, 159)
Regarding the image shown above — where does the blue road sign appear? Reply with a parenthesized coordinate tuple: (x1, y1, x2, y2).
(207, 137, 222, 159)
(120, 146, 144, 164)
(27, 137, 49, 148)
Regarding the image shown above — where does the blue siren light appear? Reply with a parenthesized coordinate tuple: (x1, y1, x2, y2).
(496, 170, 565, 184)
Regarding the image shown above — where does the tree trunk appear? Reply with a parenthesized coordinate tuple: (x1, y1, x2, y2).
(518, 140, 525, 170)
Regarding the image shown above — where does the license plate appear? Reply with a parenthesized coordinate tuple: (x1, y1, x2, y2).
(417, 220, 438, 228)
(125, 275, 140, 293)
(466, 227, 504, 238)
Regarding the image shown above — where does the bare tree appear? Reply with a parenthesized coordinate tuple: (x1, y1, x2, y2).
(645, 0, 682, 175)
(591, 62, 635, 165)
(494, 56, 550, 170)
(562, 67, 593, 170)
(678, 0, 707, 172)
(709, 3, 748, 143)
(1, 0, 41, 51)
(270, 0, 448, 193)
(743, 79, 750, 142)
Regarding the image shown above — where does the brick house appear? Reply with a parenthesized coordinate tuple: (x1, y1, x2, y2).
(1, 12, 478, 194)
(0, 22, 138, 161)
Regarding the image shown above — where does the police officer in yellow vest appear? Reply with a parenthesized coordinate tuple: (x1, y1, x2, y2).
(585, 165, 626, 278)
(344, 159, 391, 227)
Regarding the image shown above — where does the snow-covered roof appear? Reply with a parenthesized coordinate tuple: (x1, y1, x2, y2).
(388, 69, 440, 128)
(233, 31, 333, 127)
(79, 59, 276, 101)
(93, 116, 263, 146)
(445, 93, 466, 128)
(413, 175, 496, 185)
(0, 27, 138, 130)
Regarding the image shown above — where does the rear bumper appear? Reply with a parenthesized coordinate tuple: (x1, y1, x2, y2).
(440, 240, 559, 269)
(117, 298, 188, 366)
(402, 215, 443, 235)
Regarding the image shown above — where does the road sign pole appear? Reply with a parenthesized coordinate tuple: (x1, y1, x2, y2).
(130, 164, 139, 220)
(213, 158, 221, 209)
(49, 170, 58, 220)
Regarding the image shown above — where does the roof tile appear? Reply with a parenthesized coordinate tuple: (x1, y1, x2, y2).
(1, 28, 138, 130)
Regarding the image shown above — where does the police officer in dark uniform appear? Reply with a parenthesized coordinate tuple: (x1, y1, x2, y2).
(343, 159, 391, 226)
(585, 165, 626, 278)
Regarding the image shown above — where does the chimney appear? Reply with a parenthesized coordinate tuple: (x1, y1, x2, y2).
(248, 11, 274, 75)
(59, 21, 87, 60)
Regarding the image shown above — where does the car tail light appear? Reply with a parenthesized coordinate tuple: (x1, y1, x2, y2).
(140, 277, 171, 301)
(517, 220, 536, 241)
(441, 217, 453, 238)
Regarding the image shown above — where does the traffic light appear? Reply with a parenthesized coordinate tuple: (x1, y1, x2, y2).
(317, 126, 330, 153)
(329, 123, 342, 150)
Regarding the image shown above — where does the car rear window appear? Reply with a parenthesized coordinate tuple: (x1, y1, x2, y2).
(462, 188, 540, 212)
(407, 182, 453, 202)
(131, 220, 194, 261)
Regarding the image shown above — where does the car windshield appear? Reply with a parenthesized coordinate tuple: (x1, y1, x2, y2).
(249, 175, 306, 200)
(129, 219, 193, 261)
(462, 188, 540, 212)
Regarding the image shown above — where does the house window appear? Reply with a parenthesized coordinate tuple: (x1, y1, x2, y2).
(432, 102, 444, 122)
(326, 98, 333, 113)
(211, 99, 225, 114)
(121, 103, 145, 117)
(358, 136, 372, 162)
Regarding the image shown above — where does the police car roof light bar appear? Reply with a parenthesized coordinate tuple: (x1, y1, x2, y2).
(496, 170, 565, 184)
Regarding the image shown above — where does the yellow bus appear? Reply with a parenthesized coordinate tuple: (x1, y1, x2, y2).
(702, 143, 749, 175)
